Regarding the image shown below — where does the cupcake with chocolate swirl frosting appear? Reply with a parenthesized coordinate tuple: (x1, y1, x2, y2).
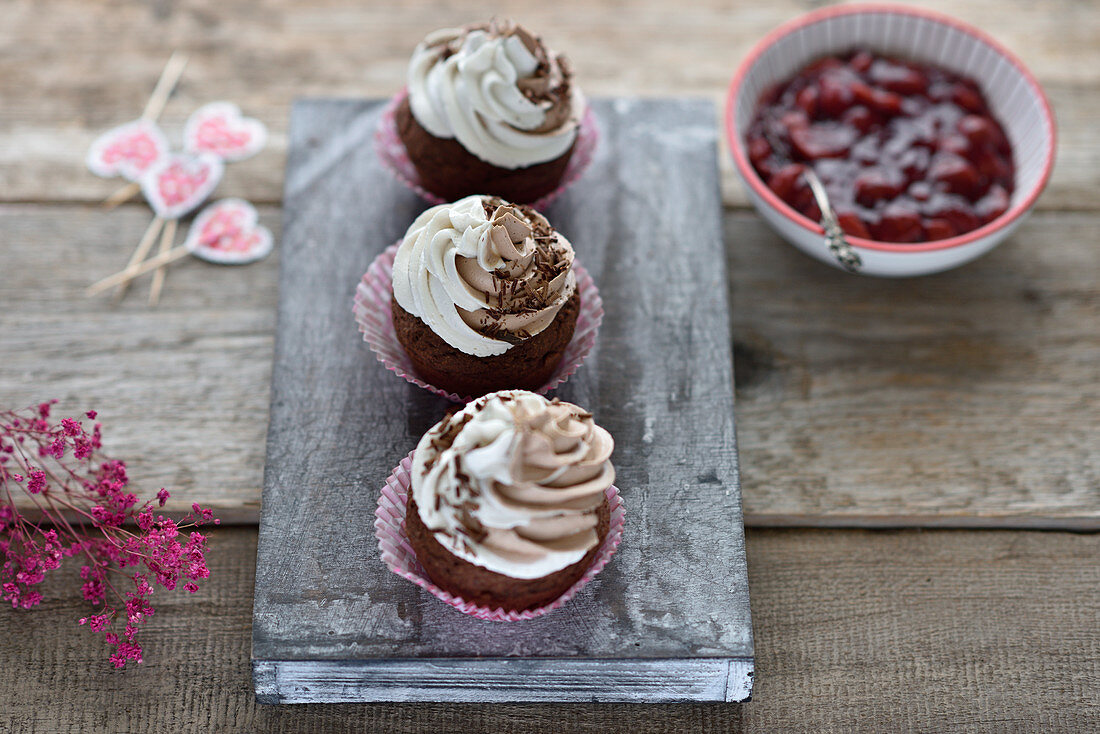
(406, 389, 616, 611)
(391, 194, 580, 397)
(396, 18, 585, 203)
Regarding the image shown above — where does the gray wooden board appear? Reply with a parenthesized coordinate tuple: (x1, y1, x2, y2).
(251, 98, 753, 703)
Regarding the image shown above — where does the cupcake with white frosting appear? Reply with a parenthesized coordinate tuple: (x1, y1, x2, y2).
(405, 389, 616, 612)
(396, 18, 585, 203)
(391, 194, 580, 397)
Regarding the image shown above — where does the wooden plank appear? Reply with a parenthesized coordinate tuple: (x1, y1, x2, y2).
(1, 526, 1099, 731)
(1, 0, 1098, 210)
(254, 659, 753, 705)
(251, 98, 752, 702)
(0, 205, 1097, 527)
(729, 210, 1100, 529)
(0, 203, 278, 522)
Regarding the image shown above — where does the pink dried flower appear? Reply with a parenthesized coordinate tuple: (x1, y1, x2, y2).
(26, 470, 46, 494)
(1, 403, 217, 668)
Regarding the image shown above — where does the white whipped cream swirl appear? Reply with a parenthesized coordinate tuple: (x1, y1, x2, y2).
(412, 390, 615, 580)
(392, 195, 577, 357)
(406, 23, 583, 168)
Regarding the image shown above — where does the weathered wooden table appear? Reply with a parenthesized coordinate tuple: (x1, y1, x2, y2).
(1, 0, 1097, 730)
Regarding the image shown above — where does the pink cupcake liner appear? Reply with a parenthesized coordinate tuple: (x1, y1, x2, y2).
(353, 242, 603, 403)
(373, 88, 600, 210)
(375, 451, 625, 622)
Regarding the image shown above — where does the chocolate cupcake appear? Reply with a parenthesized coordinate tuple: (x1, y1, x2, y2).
(399, 18, 584, 203)
(391, 194, 580, 397)
(407, 390, 616, 612)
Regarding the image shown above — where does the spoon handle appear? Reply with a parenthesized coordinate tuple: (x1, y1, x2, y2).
(802, 169, 863, 273)
(761, 123, 862, 273)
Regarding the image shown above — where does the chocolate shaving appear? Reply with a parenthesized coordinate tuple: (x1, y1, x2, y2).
(465, 198, 572, 342)
(456, 505, 487, 543)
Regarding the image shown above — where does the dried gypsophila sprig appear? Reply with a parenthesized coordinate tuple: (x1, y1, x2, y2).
(0, 401, 218, 668)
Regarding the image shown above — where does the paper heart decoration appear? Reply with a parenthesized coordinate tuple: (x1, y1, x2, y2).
(184, 198, 273, 264)
(86, 119, 169, 181)
(184, 102, 267, 162)
(140, 152, 224, 220)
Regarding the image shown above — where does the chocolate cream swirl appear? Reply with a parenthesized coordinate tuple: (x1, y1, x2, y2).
(411, 390, 615, 580)
(406, 18, 584, 168)
(392, 195, 577, 357)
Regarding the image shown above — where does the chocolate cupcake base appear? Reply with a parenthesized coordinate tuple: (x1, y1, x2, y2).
(395, 96, 575, 204)
(406, 496, 611, 612)
(391, 289, 580, 398)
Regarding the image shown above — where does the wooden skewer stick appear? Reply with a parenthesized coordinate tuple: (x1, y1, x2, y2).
(141, 51, 188, 121)
(87, 245, 191, 297)
(99, 51, 189, 209)
(148, 218, 178, 306)
(101, 182, 141, 212)
(112, 217, 164, 300)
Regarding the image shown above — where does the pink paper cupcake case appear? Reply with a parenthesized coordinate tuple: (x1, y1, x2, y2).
(375, 451, 625, 622)
(374, 88, 599, 210)
(353, 242, 603, 403)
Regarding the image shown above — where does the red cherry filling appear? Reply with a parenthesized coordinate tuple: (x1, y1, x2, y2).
(854, 168, 905, 207)
(747, 49, 1015, 243)
(928, 152, 982, 198)
(789, 123, 859, 159)
(873, 202, 923, 243)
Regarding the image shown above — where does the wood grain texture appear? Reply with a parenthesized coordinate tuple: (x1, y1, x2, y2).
(1, 527, 1098, 732)
(0, 203, 279, 522)
(1, 0, 1096, 727)
(1, 0, 1097, 210)
(728, 210, 1100, 528)
(1, 204, 1097, 527)
(251, 98, 752, 702)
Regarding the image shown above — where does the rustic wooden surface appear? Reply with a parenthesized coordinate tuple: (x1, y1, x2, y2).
(1, 0, 1098, 211)
(2, 0, 1099, 729)
(253, 98, 752, 702)
(3, 527, 1099, 732)
(730, 209, 1100, 528)
(3, 205, 1095, 527)
(1, 0, 1097, 526)
(0, 204, 278, 522)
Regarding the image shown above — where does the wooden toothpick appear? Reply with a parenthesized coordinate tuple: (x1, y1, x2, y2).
(87, 245, 191, 297)
(148, 218, 178, 305)
(101, 182, 141, 211)
(99, 51, 188, 209)
(113, 217, 165, 299)
(141, 51, 188, 122)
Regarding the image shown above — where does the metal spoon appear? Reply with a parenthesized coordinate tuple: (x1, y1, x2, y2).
(762, 126, 863, 273)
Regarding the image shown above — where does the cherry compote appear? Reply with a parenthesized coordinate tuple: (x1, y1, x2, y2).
(746, 50, 1014, 243)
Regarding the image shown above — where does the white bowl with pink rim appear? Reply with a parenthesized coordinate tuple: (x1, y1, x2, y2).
(726, 3, 1056, 277)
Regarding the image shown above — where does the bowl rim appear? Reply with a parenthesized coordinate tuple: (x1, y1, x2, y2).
(725, 2, 1057, 254)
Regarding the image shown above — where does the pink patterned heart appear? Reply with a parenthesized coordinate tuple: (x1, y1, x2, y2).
(140, 152, 224, 220)
(86, 119, 169, 182)
(184, 198, 273, 264)
(184, 102, 267, 162)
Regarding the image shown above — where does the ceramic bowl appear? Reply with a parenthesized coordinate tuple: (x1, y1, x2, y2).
(726, 4, 1056, 277)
